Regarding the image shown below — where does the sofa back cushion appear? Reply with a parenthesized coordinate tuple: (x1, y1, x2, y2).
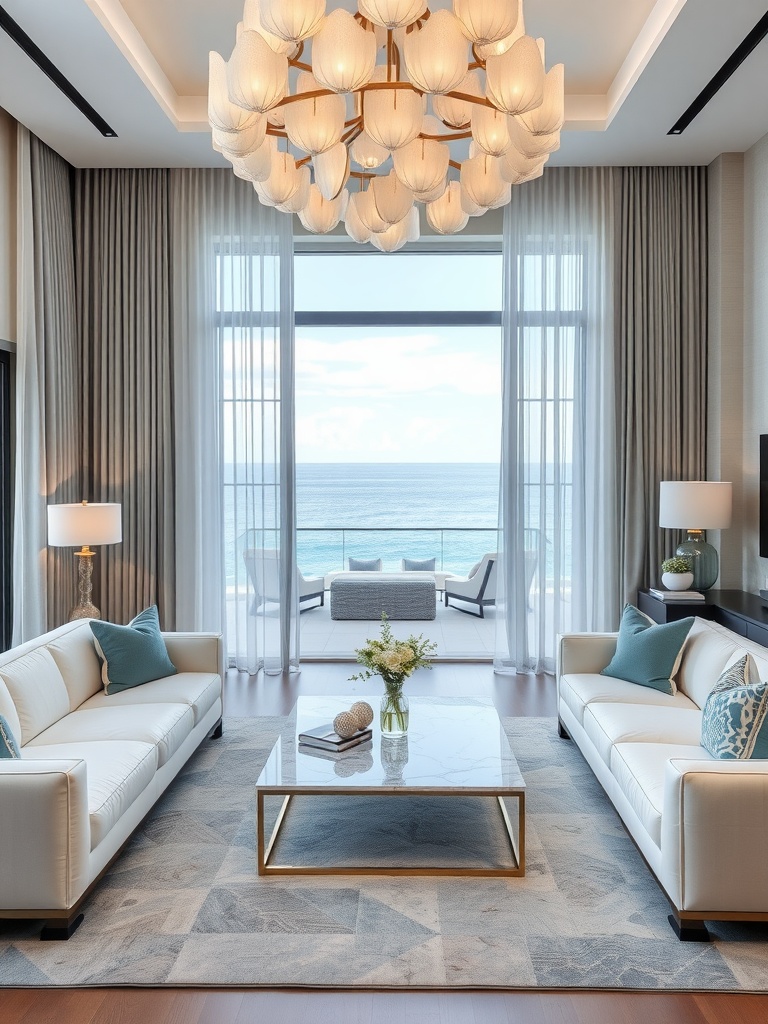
(46, 624, 104, 711)
(675, 619, 742, 709)
(0, 648, 71, 744)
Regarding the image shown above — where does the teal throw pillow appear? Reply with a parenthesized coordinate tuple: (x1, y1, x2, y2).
(0, 714, 20, 758)
(601, 604, 694, 695)
(701, 655, 768, 759)
(90, 605, 177, 696)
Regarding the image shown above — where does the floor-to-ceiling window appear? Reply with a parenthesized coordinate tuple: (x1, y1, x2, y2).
(294, 246, 503, 658)
(0, 348, 12, 651)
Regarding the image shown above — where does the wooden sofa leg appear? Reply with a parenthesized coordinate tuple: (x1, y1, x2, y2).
(40, 912, 84, 941)
(210, 717, 223, 740)
(668, 912, 710, 942)
(557, 718, 571, 740)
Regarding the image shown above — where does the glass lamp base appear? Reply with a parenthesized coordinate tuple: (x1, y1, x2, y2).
(676, 534, 719, 591)
(69, 602, 100, 621)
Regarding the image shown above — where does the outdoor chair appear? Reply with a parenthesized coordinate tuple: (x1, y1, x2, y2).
(243, 548, 325, 613)
(444, 552, 497, 618)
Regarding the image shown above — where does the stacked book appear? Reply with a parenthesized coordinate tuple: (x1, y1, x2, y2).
(298, 723, 372, 754)
(649, 588, 705, 602)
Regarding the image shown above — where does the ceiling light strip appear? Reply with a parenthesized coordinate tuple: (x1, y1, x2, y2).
(668, 11, 768, 135)
(0, 5, 118, 138)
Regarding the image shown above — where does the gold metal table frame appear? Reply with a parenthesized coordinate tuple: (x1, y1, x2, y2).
(256, 786, 525, 878)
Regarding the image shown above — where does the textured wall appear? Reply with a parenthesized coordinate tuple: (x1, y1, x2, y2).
(707, 153, 745, 588)
(0, 108, 16, 345)
(743, 132, 768, 593)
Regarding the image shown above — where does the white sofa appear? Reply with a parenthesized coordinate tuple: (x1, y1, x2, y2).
(557, 616, 768, 940)
(0, 619, 223, 939)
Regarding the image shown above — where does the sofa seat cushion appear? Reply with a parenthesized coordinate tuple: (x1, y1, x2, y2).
(21, 739, 157, 850)
(583, 703, 703, 767)
(610, 741, 713, 848)
(26, 703, 195, 768)
(79, 672, 220, 726)
(560, 672, 697, 726)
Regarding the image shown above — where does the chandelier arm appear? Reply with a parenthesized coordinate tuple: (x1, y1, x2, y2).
(470, 44, 485, 70)
(290, 59, 313, 72)
(362, 81, 424, 94)
(342, 122, 364, 145)
(275, 89, 338, 108)
(296, 154, 312, 167)
(387, 30, 393, 83)
(266, 126, 289, 137)
(350, 170, 376, 181)
(344, 115, 363, 129)
(448, 159, 462, 171)
(445, 90, 497, 110)
(421, 130, 472, 142)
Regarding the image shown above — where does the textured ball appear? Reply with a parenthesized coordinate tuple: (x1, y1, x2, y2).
(350, 700, 374, 729)
(334, 710, 360, 739)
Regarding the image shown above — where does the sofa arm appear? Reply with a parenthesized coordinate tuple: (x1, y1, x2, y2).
(162, 632, 224, 679)
(0, 759, 90, 911)
(556, 632, 618, 678)
(661, 759, 768, 914)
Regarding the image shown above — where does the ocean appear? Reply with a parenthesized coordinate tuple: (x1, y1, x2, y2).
(296, 463, 499, 578)
(225, 463, 500, 583)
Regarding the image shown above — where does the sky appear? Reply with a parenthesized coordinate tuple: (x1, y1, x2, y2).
(293, 252, 503, 464)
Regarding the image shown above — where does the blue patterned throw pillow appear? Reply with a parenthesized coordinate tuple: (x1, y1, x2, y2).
(0, 714, 20, 758)
(601, 604, 694, 695)
(90, 605, 177, 696)
(701, 655, 768, 759)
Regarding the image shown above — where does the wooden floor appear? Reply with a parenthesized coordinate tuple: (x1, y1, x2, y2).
(6, 663, 768, 1024)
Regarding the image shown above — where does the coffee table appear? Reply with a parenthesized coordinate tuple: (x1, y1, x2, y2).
(255, 695, 525, 877)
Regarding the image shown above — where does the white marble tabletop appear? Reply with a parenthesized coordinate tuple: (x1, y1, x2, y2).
(256, 695, 525, 793)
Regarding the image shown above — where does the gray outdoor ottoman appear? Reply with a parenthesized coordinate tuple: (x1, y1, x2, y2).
(330, 574, 436, 620)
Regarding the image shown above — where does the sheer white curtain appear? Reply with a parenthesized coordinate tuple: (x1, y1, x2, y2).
(171, 170, 298, 674)
(495, 167, 618, 673)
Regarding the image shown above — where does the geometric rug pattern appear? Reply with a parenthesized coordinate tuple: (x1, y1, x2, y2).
(2, 714, 768, 989)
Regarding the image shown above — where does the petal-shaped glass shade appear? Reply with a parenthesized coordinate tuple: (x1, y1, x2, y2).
(459, 181, 486, 216)
(212, 117, 267, 157)
(260, 0, 326, 42)
(392, 135, 449, 194)
(259, 150, 302, 205)
(364, 86, 424, 150)
(404, 10, 468, 95)
(284, 72, 346, 154)
(350, 130, 390, 168)
(426, 180, 470, 234)
(299, 183, 348, 231)
(267, 105, 286, 127)
(277, 165, 312, 212)
(358, 0, 425, 30)
(371, 169, 414, 224)
(499, 144, 544, 184)
(517, 63, 564, 136)
(471, 103, 511, 156)
(453, 0, 519, 47)
(227, 30, 288, 113)
(485, 35, 544, 116)
(232, 137, 276, 182)
(312, 10, 377, 93)
(432, 70, 481, 127)
(313, 142, 350, 199)
(209, 52, 261, 133)
(507, 116, 559, 158)
(243, 0, 295, 53)
(370, 208, 415, 251)
(345, 192, 374, 242)
(474, 6, 524, 59)
(460, 152, 507, 208)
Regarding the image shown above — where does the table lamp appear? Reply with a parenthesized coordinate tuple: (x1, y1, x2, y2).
(47, 501, 122, 620)
(659, 481, 732, 590)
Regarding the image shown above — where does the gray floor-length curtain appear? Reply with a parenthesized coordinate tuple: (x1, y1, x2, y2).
(75, 169, 176, 627)
(12, 128, 80, 643)
(496, 167, 618, 673)
(615, 167, 708, 601)
(170, 169, 298, 673)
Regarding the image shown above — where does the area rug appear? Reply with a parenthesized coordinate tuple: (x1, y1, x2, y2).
(2, 713, 768, 989)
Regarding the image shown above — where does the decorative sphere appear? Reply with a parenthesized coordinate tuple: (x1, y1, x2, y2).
(350, 700, 374, 729)
(333, 710, 359, 739)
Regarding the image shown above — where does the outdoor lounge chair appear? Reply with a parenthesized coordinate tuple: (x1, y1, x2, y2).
(444, 552, 497, 617)
(243, 548, 325, 613)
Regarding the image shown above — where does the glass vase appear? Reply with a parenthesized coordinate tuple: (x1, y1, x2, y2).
(380, 688, 409, 737)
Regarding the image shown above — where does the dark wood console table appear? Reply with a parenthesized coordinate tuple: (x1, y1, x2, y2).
(637, 589, 768, 647)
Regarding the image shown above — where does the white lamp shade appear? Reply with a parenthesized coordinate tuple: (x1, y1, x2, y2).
(48, 503, 122, 547)
(659, 481, 733, 530)
(471, 103, 512, 156)
(259, 0, 326, 43)
(358, 0, 424, 30)
(345, 192, 374, 242)
(426, 180, 469, 234)
(460, 152, 507, 209)
(517, 63, 565, 136)
(312, 9, 377, 93)
(283, 72, 346, 154)
(276, 165, 312, 212)
(242, 0, 295, 53)
(211, 117, 267, 158)
(371, 169, 414, 225)
(313, 142, 350, 199)
(227, 30, 288, 113)
(364, 85, 424, 150)
(298, 183, 348, 232)
(392, 135, 449, 194)
(485, 35, 544, 116)
(208, 52, 262, 134)
(403, 10, 468, 96)
(453, 0, 519, 47)
(432, 70, 481, 128)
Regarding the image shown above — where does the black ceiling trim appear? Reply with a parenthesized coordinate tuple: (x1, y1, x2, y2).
(0, 5, 117, 138)
(669, 11, 768, 135)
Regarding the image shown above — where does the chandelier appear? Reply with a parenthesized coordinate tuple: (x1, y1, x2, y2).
(209, 0, 564, 251)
